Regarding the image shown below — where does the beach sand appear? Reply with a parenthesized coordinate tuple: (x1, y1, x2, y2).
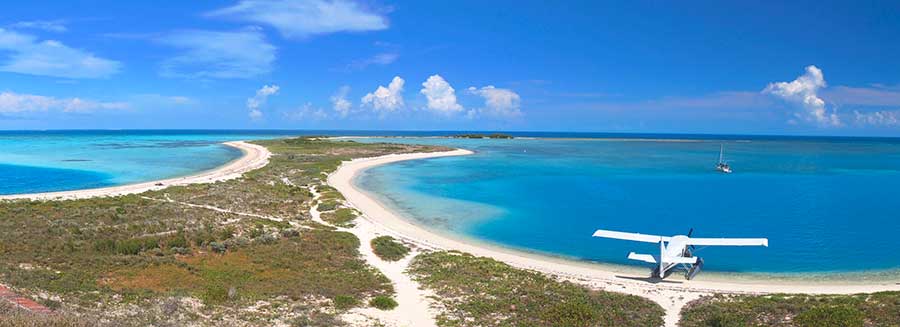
(0, 141, 270, 201)
(328, 149, 900, 327)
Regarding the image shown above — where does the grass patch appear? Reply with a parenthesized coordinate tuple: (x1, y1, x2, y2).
(369, 295, 398, 310)
(679, 292, 900, 327)
(107, 229, 393, 306)
(408, 251, 664, 327)
(333, 294, 359, 310)
(316, 199, 340, 212)
(370, 236, 410, 261)
(320, 208, 358, 227)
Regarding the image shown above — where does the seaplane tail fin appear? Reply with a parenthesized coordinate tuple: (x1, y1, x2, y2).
(627, 252, 657, 264)
(593, 229, 671, 243)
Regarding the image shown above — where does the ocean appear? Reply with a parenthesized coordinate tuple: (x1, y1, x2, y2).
(351, 136, 900, 276)
(0, 130, 294, 195)
(0, 129, 533, 195)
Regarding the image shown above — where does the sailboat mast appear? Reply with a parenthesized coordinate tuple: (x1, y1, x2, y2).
(719, 144, 724, 163)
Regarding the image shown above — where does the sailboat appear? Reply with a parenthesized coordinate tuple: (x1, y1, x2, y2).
(715, 144, 732, 174)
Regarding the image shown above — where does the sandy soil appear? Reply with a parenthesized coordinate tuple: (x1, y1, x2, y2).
(0, 141, 270, 201)
(328, 149, 900, 327)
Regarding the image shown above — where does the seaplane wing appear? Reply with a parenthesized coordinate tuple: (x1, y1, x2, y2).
(593, 229, 670, 243)
(685, 237, 768, 247)
(627, 252, 658, 263)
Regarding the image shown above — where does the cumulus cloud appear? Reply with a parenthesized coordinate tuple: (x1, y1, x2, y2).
(207, 0, 388, 38)
(420, 74, 462, 114)
(247, 85, 279, 120)
(854, 110, 900, 127)
(763, 65, 841, 127)
(361, 76, 404, 113)
(8, 20, 67, 33)
(330, 86, 352, 117)
(0, 91, 128, 114)
(0, 28, 120, 79)
(467, 85, 522, 118)
(158, 29, 276, 79)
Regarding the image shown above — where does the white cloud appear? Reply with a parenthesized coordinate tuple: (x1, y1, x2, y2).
(467, 85, 522, 118)
(132, 94, 193, 106)
(763, 65, 841, 127)
(158, 29, 275, 79)
(361, 76, 404, 113)
(0, 28, 120, 79)
(330, 86, 352, 117)
(0, 91, 128, 114)
(854, 110, 900, 127)
(8, 20, 67, 33)
(207, 0, 388, 38)
(284, 102, 328, 121)
(344, 52, 398, 71)
(824, 85, 900, 107)
(420, 74, 462, 114)
(247, 84, 279, 120)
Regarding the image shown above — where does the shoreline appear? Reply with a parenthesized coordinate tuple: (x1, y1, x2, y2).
(328, 148, 900, 324)
(0, 141, 270, 201)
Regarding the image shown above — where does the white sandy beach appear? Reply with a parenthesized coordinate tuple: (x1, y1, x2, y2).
(328, 149, 900, 327)
(0, 141, 270, 201)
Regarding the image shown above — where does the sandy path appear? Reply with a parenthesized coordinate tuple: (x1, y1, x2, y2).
(0, 141, 270, 201)
(328, 149, 900, 327)
(308, 189, 438, 327)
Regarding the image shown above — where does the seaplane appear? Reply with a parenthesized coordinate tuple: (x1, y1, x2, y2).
(592, 228, 767, 280)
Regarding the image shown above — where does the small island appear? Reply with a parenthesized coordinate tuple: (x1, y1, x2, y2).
(452, 133, 514, 139)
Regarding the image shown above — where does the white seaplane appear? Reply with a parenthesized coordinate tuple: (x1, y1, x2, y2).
(593, 228, 767, 280)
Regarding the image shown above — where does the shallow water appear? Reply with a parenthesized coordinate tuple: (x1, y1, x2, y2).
(0, 130, 297, 195)
(353, 137, 900, 275)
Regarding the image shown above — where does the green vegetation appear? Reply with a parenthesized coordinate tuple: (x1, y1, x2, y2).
(316, 199, 340, 212)
(408, 251, 664, 327)
(679, 292, 900, 327)
(369, 295, 398, 310)
(0, 137, 447, 325)
(321, 208, 359, 227)
(316, 185, 346, 201)
(370, 236, 410, 261)
(452, 133, 514, 139)
(333, 294, 359, 311)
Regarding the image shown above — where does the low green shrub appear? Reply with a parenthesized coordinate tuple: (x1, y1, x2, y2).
(371, 236, 410, 261)
(409, 251, 664, 327)
(333, 295, 358, 310)
(321, 208, 358, 227)
(209, 241, 227, 253)
(316, 199, 340, 212)
(795, 305, 864, 327)
(369, 295, 398, 310)
(680, 292, 900, 327)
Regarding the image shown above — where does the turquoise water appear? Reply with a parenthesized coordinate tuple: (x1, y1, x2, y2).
(0, 129, 495, 195)
(353, 137, 900, 275)
(0, 130, 297, 195)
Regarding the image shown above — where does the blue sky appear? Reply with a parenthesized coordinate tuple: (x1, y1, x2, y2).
(2, 1, 900, 135)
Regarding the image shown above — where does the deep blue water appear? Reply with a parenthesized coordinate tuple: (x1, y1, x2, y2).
(353, 137, 900, 275)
